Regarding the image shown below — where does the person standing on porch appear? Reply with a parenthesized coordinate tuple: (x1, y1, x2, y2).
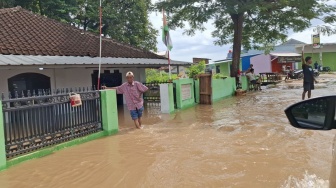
(102, 71, 148, 129)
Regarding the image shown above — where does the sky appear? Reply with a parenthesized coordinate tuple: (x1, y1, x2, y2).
(149, 0, 336, 63)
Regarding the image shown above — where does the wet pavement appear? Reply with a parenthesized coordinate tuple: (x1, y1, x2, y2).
(0, 74, 336, 188)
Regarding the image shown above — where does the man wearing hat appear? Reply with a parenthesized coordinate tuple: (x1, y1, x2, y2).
(103, 71, 148, 129)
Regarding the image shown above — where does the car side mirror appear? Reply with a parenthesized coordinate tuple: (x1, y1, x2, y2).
(284, 96, 336, 130)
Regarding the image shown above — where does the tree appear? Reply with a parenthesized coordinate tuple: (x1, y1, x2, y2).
(155, 0, 336, 77)
(0, 0, 14, 8)
(0, 0, 77, 22)
(71, 0, 158, 51)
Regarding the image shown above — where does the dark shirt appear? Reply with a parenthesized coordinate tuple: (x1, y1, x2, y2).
(303, 64, 314, 83)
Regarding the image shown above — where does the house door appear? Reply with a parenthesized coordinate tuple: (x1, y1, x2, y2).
(91, 70, 123, 105)
(8, 73, 51, 98)
(199, 74, 212, 105)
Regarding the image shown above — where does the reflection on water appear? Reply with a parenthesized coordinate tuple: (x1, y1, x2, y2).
(0, 77, 335, 188)
(281, 171, 329, 188)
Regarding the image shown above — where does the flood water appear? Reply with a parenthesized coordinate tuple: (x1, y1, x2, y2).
(1, 75, 336, 188)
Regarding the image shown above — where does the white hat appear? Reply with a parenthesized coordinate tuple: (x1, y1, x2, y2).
(126, 71, 134, 77)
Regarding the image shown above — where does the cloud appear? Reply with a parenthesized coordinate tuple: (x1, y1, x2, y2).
(150, 12, 230, 62)
(150, 0, 336, 63)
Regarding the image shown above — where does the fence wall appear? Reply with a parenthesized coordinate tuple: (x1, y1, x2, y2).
(0, 89, 118, 170)
(142, 82, 161, 102)
(194, 80, 200, 103)
(241, 76, 249, 91)
(212, 78, 236, 101)
(173, 79, 196, 109)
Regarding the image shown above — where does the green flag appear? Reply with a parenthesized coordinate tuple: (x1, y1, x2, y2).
(162, 10, 173, 51)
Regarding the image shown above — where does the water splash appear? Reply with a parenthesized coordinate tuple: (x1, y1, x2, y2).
(281, 171, 329, 188)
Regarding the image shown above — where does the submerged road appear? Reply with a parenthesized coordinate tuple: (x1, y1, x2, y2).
(0, 74, 336, 188)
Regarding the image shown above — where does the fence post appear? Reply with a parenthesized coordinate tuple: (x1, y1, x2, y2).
(160, 83, 175, 113)
(100, 90, 119, 135)
(0, 103, 6, 170)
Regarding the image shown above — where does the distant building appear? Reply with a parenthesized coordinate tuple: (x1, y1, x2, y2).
(244, 39, 306, 72)
(295, 43, 336, 71)
(193, 57, 211, 64)
(212, 39, 306, 74)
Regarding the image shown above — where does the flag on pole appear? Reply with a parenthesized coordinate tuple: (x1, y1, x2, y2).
(162, 9, 173, 51)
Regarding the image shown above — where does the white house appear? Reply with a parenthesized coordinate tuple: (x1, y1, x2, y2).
(0, 7, 190, 103)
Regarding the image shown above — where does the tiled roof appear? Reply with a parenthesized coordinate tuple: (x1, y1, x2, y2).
(0, 7, 165, 59)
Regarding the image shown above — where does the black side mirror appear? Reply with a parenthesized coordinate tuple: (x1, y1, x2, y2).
(284, 96, 336, 130)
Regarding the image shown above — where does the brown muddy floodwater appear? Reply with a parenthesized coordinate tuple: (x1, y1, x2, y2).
(1, 75, 336, 188)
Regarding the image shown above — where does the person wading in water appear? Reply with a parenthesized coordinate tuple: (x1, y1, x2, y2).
(301, 51, 318, 100)
(103, 71, 148, 129)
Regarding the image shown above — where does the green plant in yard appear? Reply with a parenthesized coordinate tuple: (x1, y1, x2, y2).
(187, 61, 206, 79)
(213, 73, 226, 79)
(146, 69, 177, 83)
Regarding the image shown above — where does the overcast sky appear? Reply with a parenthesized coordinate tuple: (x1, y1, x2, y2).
(149, 1, 336, 63)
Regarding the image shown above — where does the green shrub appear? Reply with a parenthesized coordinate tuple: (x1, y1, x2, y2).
(146, 69, 178, 83)
(187, 61, 206, 79)
(213, 73, 226, 79)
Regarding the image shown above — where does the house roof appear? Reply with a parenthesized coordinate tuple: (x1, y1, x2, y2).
(155, 51, 168, 58)
(212, 59, 232, 64)
(0, 55, 190, 67)
(295, 43, 336, 48)
(239, 39, 307, 58)
(270, 52, 301, 57)
(0, 6, 164, 59)
(281, 39, 306, 45)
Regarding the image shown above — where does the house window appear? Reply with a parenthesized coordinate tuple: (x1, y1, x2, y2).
(216, 65, 220, 73)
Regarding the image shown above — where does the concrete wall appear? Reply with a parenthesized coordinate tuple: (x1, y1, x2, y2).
(173, 78, 195, 109)
(160, 83, 175, 113)
(212, 78, 236, 101)
(304, 52, 336, 71)
(241, 76, 249, 91)
(0, 67, 146, 100)
(250, 54, 271, 74)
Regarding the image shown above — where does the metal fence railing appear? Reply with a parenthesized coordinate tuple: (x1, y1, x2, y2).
(1, 88, 102, 158)
(142, 82, 170, 102)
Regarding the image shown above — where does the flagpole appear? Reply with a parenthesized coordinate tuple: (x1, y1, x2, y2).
(163, 9, 171, 80)
(162, 8, 172, 80)
(97, 0, 102, 90)
(168, 50, 171, 79)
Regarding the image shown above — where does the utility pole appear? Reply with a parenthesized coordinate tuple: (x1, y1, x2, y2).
(313, 26, 323, 68)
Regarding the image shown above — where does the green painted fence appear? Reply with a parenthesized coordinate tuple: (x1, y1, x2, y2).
(193, 77, 236, 104)
(194, 80, 200, 103)
(173, 79, 196, 109)
(241, 76, 249, 91)
(212, 78, 236, 101)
